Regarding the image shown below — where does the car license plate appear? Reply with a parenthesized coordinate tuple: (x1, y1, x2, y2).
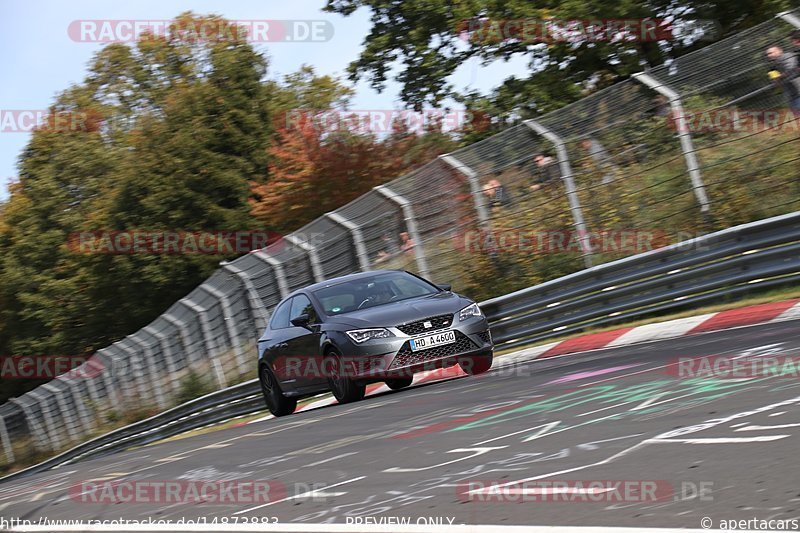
(410, 330, 456, 351)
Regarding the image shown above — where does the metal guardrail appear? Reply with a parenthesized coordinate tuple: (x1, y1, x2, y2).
(2, 211, 799, 483)
(0, 380, 261, 484)
(483, 211, 800, 349)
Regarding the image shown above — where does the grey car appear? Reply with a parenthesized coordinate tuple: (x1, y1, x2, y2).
(257, 270, 493, 416)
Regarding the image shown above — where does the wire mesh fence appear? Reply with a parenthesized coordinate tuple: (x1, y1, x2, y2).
(1, 10, 798, 471)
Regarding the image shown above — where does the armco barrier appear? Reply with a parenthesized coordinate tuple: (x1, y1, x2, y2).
(2, 210, 799, 483)
(0, 380, 262, 483)
(483, 211, 800, 348)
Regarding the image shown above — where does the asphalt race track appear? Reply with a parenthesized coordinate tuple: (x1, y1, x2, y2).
(2, 320, 800, 531)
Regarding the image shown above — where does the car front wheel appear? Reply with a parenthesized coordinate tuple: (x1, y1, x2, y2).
(259, 364, 298, 417)
(326, 349, 366, 404)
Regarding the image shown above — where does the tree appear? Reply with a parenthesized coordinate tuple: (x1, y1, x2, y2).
(267, 65, 355, 113)
(325, 0, 792, 116)
(252, 113, 399, 232)
(0, 13, 273, 401)
(251, 74, 459, 231)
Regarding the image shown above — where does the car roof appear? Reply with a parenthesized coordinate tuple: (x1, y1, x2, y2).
(287, 269, 405, 298)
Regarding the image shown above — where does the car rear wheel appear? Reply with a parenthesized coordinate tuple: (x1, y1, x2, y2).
(385, 377, 414, 390)
(259, 364, 297, 417)
(458, 352, 493, 375)
(326, 349, 366, 404)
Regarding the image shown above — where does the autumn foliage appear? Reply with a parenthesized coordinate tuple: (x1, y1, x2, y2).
(250, 112, 457, 232)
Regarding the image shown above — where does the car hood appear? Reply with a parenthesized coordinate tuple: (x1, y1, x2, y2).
(326, 291, 472, 328)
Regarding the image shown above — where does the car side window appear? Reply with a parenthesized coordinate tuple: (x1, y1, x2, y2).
(270, 299, 292, 330)
(289, 294, 318, 324)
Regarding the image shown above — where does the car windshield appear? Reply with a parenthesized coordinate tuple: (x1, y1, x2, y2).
(313, 272, 439, 315)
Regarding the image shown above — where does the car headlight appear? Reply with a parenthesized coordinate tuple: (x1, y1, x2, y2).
(346, 328, 394, 343)
(459, 302, 483, 321)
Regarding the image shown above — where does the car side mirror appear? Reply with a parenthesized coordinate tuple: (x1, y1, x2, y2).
(437, 284, 452, 292)
(291, 313, 311, 329)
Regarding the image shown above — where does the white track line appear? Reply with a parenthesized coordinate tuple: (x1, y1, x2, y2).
(647, 435, 789, 444)
(735, 422, 800, 431)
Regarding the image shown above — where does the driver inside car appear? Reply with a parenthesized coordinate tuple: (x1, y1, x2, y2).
(369, 283, 396, 305)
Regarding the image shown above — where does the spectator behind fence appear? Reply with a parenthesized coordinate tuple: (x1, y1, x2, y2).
(530, 153, 560, 191)
(375, 231, 416, 268)
(375, 232, 400, 264)
(399, 231, 415, 254)
(482, 178, 513, 208)
(580, 137, 619, 184)
(766, 45, 800, 118)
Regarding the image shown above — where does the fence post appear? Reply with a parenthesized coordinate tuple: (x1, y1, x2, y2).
(95, 348, 124, 407)
(777, 10, 800, 28)
(129, 335, 168, 409)
(199, 283, 249, 376)
(81, 359, 103, 409)
(9, 397, 50, 452)
(109, 344, 140, 403)
(286, 234, 325, 282)
(162, 313, 193, 367)
(61, 378, 95, 436)
(41, 382, 80, 444)
(104, 344, 136, 403)
(374, 185, 430, 278)
(0, 416, 14, 464)
(439, 154, 490, 230)
(632, 72, 712, 215)
(524, 119, 594, 268)
(116, 341, 151, 402)
(253, 251, 290, 299)
(325, 212, 371, 271)
(25, 390, 62, 451)
(143, 326, 182, 393)
(221, 262, 270, 331)
(439, 154, 491, 230)
(179, 298, 227, 389)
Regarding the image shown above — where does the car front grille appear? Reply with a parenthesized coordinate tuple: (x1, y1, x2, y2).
(396, 314, 454, 335)
(477, 330, 492, 344)
(389, 331, 477, 369)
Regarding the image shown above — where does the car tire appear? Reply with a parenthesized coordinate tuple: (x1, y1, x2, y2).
(458, 352, 493, 375)
(259, 364, 297, 417)
(326, 349, 366, 404)
(385, 377, 414, 390)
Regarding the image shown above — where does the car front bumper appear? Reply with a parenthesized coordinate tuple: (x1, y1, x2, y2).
(337, 316, 493, 380)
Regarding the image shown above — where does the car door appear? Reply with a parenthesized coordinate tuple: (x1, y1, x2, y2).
(283, 293, 326, 391)
(260, 298, 296, 388)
